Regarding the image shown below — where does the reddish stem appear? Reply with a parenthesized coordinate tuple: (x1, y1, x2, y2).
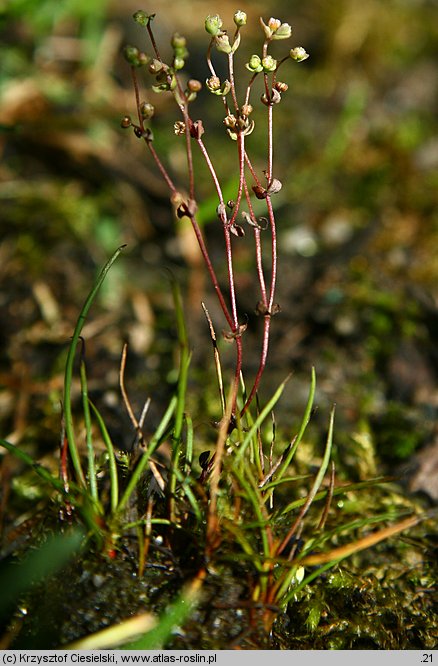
(266, 195, 277, 313)
(187, 214, 234, 330)
(240, 97, 277, 415)
(145, 138, 178, 197)
(228, 52, 239, 113)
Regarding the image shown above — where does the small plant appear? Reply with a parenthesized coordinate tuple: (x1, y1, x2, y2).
(1, 9, 432, 649)
(121, 10, 309, 421)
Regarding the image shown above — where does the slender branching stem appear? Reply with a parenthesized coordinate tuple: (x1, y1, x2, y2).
(266, 103, 274, 182)
(195, 135, 240, 333)
(227, 52, 239, 112)
(176, 94, 196, 200)
(193, 135, 243, 413)
(146, 23, 162, 61)
(228, 133, 245, 228)
(243, 181, 268, 305)
(244, 151, 263, 189)
(131, 66, 143, 129)
(186, 212, 233, 329)
(244, 73, 259, 107)
(266, 195, 278, 313)
(206, 38, 217, 78)
(145, 137, 178, 197)
(241, 316, 271, 416)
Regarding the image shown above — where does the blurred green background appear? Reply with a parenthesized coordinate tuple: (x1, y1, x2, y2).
(1, 0, 437, 501)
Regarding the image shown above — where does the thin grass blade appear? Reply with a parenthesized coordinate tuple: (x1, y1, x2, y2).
(0, 438, 66, 493)
(79, 350, 99, 506)
(89, 400, 119, 514)
(63, 245, 126, 488)
(234, 378, 288, 466)
(276, 405, 335, 556)
(272, 367, 316, 489)
(0, 529, 84, 613)
(123, 573, 204, 649)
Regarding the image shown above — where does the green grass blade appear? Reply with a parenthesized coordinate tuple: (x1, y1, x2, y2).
(171, 278, 189, 444)
(234, 378, 287, 466)
(0, 439, 104, 538)
(184, 413, 194, 474)
(79, 353, 99, 505)
(222, 521, 263, 572)
(259, 474, 312, 492)
(65, 613, 157, 650)
(273, 366, 316, 487)
(0, 529, 84, 613)
(278, 476, 393, 517)
(0, 438, 65, 492)
(299, 510, 413, 557)
(63, 245, 125, 488)
(123, 577, 202, 649)
(302, 405, 335, 517)
(280, 560, 337, 608)
(170, 465, 202, 522)
(276, 406, 335, 557)
(232, 466, 270, 562)
(280, 513, 423, 608)
(123, 518, 172, 530)
(89, 400, 119, 514)
(168, 279, 191, 521)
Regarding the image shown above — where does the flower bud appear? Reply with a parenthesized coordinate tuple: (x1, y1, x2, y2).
(140, 102, 154, 119)
(173, 56, 185, 70)
(133, 11, 155, 27)
(262, 55, 277, 73)
(171, 33, 188, 65)
(138, 52, 150, 66)
(205, 14, 223, 36)
(186, 82, 201, 103)
(187, 79, 202, 93)
(171, 33, 187, 49)
(120, 115, 132, 128)
(233, 10, 247, 27)
(246, 54, 263, 73)
(123, 45, 140, 66)
(290, 46, 309, 62)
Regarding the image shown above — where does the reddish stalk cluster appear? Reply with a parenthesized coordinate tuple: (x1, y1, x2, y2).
(122, 11, 309, 422)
